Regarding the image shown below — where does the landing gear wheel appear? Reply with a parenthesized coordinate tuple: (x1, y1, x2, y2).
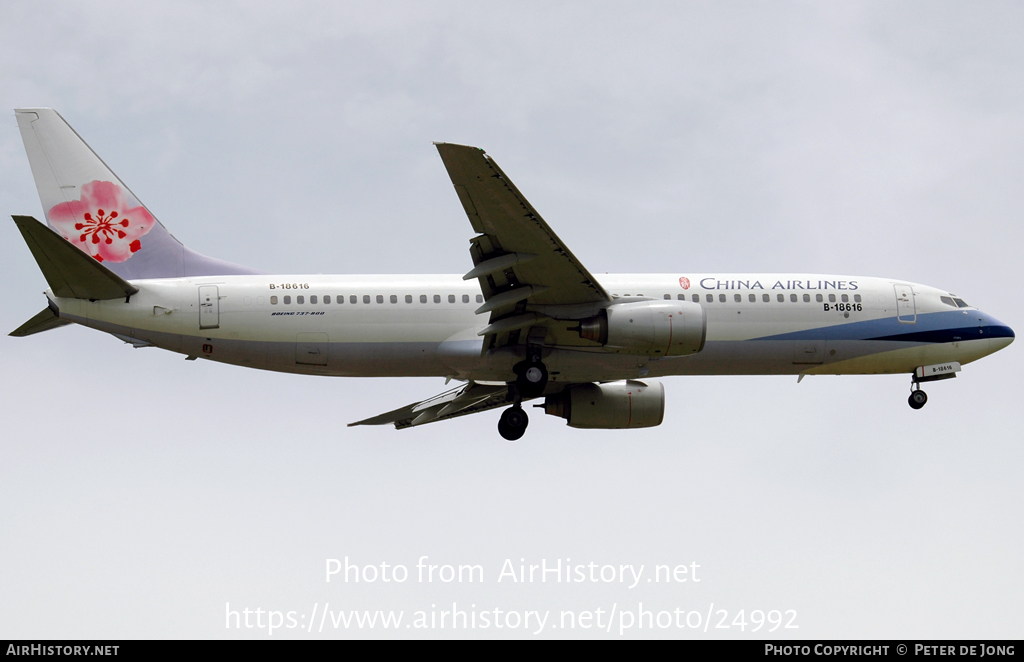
(498, 406, 529, 441)
(908, 390, 928, 410)
(514, 360, 548, 398)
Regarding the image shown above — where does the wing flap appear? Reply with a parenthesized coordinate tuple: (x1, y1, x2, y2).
(348, 382, 512, 430)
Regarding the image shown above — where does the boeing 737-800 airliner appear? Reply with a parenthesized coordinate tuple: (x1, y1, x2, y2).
(9, 109, 1014, 440)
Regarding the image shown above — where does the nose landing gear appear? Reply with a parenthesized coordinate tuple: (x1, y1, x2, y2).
(907, 362, 960, 410)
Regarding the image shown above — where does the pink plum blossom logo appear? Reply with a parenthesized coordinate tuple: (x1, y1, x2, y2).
(679, 277, 691, 290)
(48, 180, 155, 263)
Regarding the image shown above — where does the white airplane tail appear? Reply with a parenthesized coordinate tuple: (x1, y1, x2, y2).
(14, 108, 257, 280)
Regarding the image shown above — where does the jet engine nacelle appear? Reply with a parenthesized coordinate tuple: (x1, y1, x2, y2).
(575, 300, 706, 356)
(543, 380, 665, 429)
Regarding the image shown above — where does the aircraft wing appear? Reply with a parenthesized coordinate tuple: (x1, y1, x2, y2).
(434, 143, 612, 352)
(347, 381, 515, 429)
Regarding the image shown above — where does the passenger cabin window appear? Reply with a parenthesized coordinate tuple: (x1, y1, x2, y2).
(940, 296, 957, 307)
(734, 294, 741, 303)
(297, 295, 304, 304)
(664, 294, 671, 300)
(310, 295, 317, 304)
(790, 294, 797, 303)
(406, 295, 413, 303)
(718, 294, 726, 303)
(777, 294, 784, 302)
(324, 295, 330, 304)
(448, 295, 456, 303)
(284, 296, 291, 304)
(390, 295, 398, 304)
(350, 295, 357, 304)
(420, 295, 427, 303)
(706, 294, 713, 303)
(828, 294, 836, 303)
(816, 294, 823, 303)
(678, 294, 686, 301)
(463, 295, 470, 303)
(803, 294, 810, 303)
(854, 294, 862, 303)
(434, 295, 441, 304)
(476, 295, 483, 303)
(692, 294, 699, 303)
(749, 294, 756, 302)
(763, 294, 769, 302)
(270, 296, 278, 305)
(841, 294, 849, 303)
(363, 295, 370, 304)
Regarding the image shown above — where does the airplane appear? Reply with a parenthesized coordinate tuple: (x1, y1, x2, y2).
(9, 108, 1015, 440)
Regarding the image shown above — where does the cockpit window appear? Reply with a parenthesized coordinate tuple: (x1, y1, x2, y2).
(940, 296, 957, 307)
(953, 298, 970, 308)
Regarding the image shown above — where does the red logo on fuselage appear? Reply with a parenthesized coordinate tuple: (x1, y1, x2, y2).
(679, 277, 691, 290)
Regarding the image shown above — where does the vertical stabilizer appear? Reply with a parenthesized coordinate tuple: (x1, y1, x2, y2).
(15, 108, 258, 280)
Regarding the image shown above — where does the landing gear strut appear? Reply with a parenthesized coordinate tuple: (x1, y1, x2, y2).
(498, 405, 529, 441)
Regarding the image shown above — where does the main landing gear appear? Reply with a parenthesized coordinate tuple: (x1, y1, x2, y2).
(514, 356, 548, 398)
(498, 405, 529, 441)
(499, 355, 548, 441)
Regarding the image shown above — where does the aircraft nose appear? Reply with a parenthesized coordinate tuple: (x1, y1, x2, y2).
(980, 311, 1014, 352)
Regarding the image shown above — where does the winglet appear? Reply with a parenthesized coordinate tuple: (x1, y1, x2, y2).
(12, 215, 139, 300)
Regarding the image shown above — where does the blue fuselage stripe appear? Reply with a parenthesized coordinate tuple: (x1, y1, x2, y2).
(867, 325, 1014, 344)
(750, 310, 1014, 344)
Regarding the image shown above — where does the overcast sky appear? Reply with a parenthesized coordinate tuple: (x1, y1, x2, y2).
(1, 1, 1022, 639)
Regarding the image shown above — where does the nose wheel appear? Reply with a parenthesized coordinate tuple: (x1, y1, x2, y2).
(908, 389, 928, 410)
(498, 406, 529, 441)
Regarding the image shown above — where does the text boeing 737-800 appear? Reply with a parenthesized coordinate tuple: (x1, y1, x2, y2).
(9, 108, 1014, 440)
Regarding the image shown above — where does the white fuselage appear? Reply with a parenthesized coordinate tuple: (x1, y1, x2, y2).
(50, 273, 1013, 384)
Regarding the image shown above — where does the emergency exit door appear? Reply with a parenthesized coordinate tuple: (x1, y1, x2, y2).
(199, 285, 220, 329)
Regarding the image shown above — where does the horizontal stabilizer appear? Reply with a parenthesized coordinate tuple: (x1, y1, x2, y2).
(12, 215, 138, 300)
(9, 305, 72, 337)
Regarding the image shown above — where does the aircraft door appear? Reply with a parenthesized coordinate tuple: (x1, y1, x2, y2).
(296, 333, 329, 366)
(894, 284, 916, 323)
(199, 285, 220, 329)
